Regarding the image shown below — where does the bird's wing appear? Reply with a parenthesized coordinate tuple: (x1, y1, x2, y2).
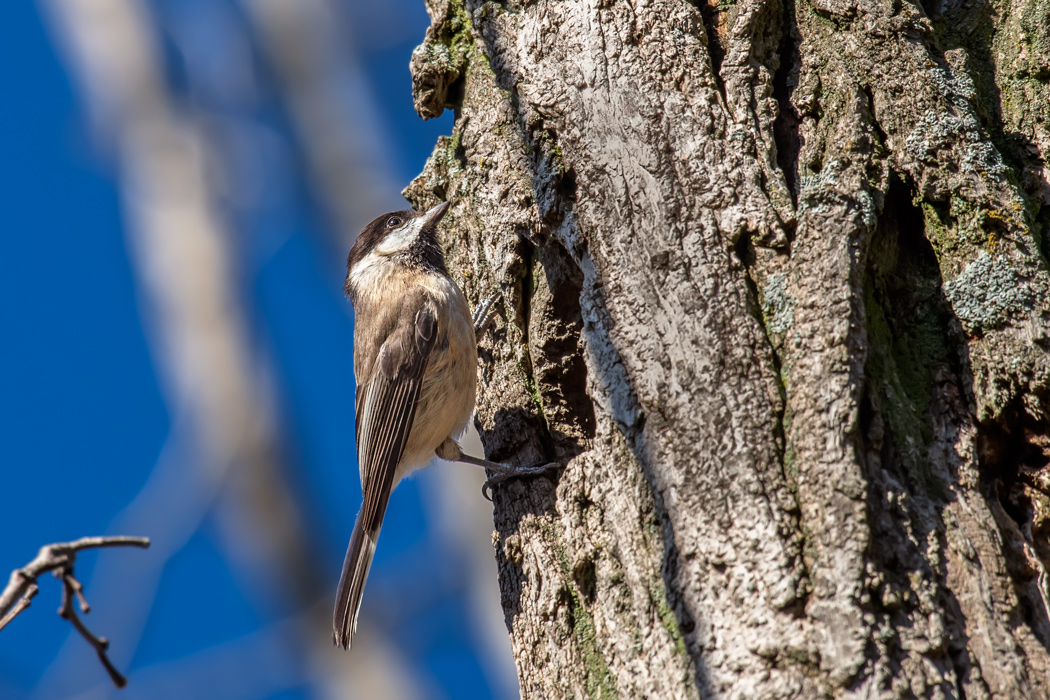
(333, 298, 437, 648)
(357, 302, 436, 525)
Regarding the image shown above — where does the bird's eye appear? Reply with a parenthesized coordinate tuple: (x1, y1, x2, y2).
(386, 217, 402, 228)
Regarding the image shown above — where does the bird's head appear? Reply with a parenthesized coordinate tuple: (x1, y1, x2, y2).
(345, 202, 450, 298)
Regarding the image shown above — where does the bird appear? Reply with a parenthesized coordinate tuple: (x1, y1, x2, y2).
(333, 201, 546, 649)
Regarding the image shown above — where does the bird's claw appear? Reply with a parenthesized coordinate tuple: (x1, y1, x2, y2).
(472, 294, 501, 338)
(482, 462, 560, 501)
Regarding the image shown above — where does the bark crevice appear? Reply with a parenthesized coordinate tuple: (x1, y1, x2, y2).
(771, 0, 801, 208)
(976, 396, 1050, 652)
(689, 0, 729, 102)
(738, 235, 809, 618)
(859, 174, 992, 694)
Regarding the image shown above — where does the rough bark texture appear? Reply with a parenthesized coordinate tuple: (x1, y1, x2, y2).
(404, 0, 1050, 697)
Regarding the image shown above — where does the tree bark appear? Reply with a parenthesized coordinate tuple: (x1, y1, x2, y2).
(404, 0, 1050, 697)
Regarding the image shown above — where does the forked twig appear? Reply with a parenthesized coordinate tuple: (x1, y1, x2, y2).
(0, 536, 151, 688)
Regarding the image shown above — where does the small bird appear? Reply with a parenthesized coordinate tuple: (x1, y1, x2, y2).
(333, 202, 541, 649)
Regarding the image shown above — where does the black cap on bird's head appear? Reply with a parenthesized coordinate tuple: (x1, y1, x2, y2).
(347, 202, 450, 276)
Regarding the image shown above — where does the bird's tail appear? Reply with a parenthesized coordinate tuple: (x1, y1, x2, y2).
(333, 508, 382, 649)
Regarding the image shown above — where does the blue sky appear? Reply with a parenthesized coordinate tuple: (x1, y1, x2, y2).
(0, 3, 508, 699)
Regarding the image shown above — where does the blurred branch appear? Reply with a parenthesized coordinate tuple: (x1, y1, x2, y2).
(41, 0, 321, 599)
(36, 0, 458, 697)
(240, 0, 402, 244)
(36, 2, 321, 695)
(35, 1, 417, 697)
(0, 537, 150, 688)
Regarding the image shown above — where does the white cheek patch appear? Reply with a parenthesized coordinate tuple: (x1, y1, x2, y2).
(375, 217, 424, 256)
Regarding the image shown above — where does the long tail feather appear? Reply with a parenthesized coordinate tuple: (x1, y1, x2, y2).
(333, 509, 381, 649)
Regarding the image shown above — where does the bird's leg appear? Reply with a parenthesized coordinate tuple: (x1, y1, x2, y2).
(436, 437, 559, 501)
(464, 294, 557, 498)
(472, 294, 501, 341)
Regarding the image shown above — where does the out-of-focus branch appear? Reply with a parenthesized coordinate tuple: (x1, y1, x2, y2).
(37, 2, 324, 696)
(0, 537, 150, 688)
(42, 0, 321, 591)
(36, 1, 425, 697)
(240, 0, 402, 244)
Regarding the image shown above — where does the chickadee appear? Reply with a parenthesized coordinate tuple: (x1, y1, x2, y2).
(333, 202, 535, 649)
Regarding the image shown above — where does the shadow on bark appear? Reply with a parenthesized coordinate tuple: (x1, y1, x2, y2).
(861, 174, 1050, 685)
(772, 0, 801, 209)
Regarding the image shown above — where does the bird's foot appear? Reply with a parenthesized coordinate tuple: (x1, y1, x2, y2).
(472, 294, 502, 339)
(482, 461, 561, 501)
(443, 444, 561, 501)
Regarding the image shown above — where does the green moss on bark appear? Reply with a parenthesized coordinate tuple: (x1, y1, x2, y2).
(545, 524, 620, 700)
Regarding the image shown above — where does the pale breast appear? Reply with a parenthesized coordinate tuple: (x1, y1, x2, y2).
(398, 274, 477, 479)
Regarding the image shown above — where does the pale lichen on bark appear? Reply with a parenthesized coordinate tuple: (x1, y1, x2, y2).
(406, 0, 1050, 697)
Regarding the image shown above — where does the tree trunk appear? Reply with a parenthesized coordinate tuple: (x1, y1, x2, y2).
(404, 0, 1050, 696)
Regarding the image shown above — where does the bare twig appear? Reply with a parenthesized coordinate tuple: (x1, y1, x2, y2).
(0, 536, 150, 688)
(0, 579, 38, 632)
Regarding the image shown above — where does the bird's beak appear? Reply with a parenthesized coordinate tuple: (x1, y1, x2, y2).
(422, 201, 450, 227)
